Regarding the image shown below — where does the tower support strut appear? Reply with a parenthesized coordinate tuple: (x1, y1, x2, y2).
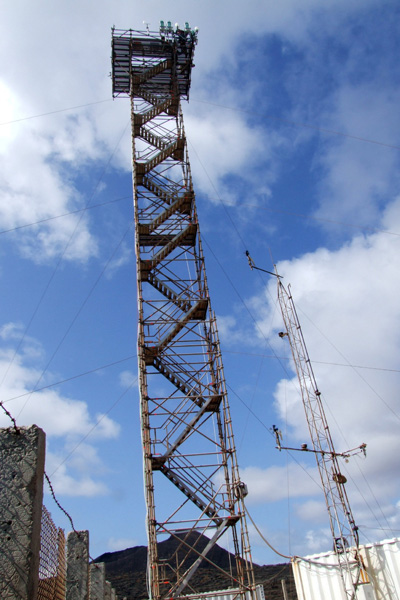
(112, 26, 256, 600)
(277, 276, 367, 600)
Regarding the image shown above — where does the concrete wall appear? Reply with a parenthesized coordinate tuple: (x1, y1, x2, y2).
(105, 580, 112, 600)
(90, 562, 106, 599)
(67, 530, 90, 600)
(0, 424, 120, 600)
(0, 425, 46, 600)
(89, 562, 119, 600)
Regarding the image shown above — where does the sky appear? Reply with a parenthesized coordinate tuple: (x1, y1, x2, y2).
(1, 0, 400, 568)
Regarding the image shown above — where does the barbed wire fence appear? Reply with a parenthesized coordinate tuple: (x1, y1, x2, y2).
(37, 506, 66, 600)
(0, 402, 117, 598)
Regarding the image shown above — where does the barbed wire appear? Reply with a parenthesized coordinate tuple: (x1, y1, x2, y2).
(44, 472, 78, 534)
(43, 472, 100, 562)
(0, 401, 81, 536)
(2, 399, 105, 564)
(0, 400, 19, 433)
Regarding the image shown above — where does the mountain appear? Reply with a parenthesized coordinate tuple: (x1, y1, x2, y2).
(94, 532, 298, 600)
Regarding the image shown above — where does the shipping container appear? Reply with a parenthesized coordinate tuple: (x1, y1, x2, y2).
(292, 537, 400, 600)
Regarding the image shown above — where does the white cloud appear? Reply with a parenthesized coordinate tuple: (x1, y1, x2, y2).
(314, 85, 400, 229)
(296, 499, 327, 524)
(0, 322, 24, 342)
(0, 0, 390, 267)
(0, 327, 120, 497)
(119, 370, 138, 389)
(1, 361, 119, 440)
(249, 195, 400, 539)
(107, 537, 138, 552)
(0, 111, 99, 263)
(0, 0, 397, 560)
(45, 458, 108, 498)
(304, 528, 333, 554)
(63, 441, 105, 474)
(186, 105, 275, 202)
(241, 463, 320, 504)
(216, 314, 247, 346)
(105, 241, 133, 279)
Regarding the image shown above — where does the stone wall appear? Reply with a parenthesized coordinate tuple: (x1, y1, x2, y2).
(0, 424, 119, 600)
(67, 530, 90, 600)
(0, 425, 46, 600)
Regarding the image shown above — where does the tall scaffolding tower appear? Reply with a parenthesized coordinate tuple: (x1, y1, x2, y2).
(276, 277, 368, 599)
(111, 25, 256, 600)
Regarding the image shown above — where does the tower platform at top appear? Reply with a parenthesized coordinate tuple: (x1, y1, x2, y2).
(111, 25, 198, 100)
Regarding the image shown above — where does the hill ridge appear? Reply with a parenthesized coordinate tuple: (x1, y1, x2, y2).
(94, 532, 298, 600)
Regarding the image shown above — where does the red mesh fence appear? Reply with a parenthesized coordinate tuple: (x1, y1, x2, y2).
(37, 505, 66, 600)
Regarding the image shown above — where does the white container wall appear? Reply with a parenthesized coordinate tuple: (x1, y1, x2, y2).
(292, 538, 400, 600)
(361, 538, 400, 599)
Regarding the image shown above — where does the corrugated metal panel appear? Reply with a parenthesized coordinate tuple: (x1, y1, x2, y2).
(361, 538, 400, 599)
(292, 552, 351, 600)
(292, 538, 400, 600)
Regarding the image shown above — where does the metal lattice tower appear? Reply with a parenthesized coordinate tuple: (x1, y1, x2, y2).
(111, 26, 256, 600)
(277, 278, 366, 599)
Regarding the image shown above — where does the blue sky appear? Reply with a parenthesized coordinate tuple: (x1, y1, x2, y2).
(1, 0, 400, 566)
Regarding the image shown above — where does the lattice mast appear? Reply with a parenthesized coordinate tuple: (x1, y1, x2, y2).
(111, 24, 255, 600)
(277, 278, 364, 599)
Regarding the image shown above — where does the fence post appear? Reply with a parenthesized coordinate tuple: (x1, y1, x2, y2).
(89, 562, 106, 600)
(104, 580, 112, 600)
(0, 425, 45, 600)
(67, 530, 89, 599)
(281, 578, 289, 600)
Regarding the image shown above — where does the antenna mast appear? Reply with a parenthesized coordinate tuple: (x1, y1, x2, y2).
(276, 276, 365, 599)
(111, 24, 255, 600)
